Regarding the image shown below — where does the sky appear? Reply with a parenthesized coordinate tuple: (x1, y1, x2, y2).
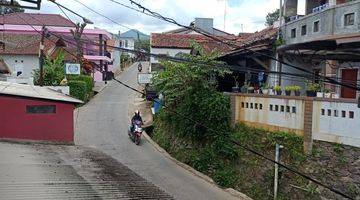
(30, 0, 295, 35)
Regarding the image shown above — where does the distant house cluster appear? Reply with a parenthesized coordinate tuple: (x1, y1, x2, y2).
(0, 13, 117, 84)
(149, 0, 360, 149)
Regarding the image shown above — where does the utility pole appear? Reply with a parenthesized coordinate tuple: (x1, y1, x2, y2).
(99, 34, 104, 82)
(39, 26, 45, 87)
(274, 144, 283, 200)
(275, 0, 284, 86)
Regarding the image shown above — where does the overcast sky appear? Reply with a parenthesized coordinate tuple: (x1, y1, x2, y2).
(32, 0, 302, 35)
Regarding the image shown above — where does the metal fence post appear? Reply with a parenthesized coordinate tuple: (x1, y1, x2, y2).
(274, 144, 283, 200)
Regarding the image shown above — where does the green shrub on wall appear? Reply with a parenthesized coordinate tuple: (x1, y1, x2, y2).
(67, 75, 93, 93)
(68, 80, 87, 102)
(67, 75, 94, 101)
(76, 75, 94, 93)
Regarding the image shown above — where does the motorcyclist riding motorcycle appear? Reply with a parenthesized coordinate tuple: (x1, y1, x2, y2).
(130, 110, 143, 132)
(138, 63, 142, 72)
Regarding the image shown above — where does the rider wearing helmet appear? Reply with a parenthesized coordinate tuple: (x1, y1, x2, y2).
(130, 110, 143, 132)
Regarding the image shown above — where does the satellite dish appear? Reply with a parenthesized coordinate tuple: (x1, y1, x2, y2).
(0, 0, 42, 10)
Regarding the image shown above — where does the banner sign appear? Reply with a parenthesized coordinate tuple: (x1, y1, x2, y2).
(138, 73, 153, 84)
(65, 63, 81, 75)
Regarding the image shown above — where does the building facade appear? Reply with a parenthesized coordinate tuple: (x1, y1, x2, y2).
(0, 81, 82, 143)
(0, 13, 113, 84)
(150, 18, 235, 73)
(279, 0, 360, 99)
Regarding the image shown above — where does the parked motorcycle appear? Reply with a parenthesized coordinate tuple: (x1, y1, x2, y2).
(138, 63, 142, 72)
(128, 120, 142, 145)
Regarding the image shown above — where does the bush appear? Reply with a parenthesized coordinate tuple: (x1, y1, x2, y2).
(68, 75, 93, 93)
(77, 75, 93, 93)
(67, 75, 94, 101)
(68, 80, 87, 102)
(33, 51, 65, 86)
(213, 166, 238, 188)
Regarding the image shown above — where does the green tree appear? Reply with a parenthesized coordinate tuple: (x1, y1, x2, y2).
(0, 0, 24, 15)
(153, 42, 232, 143)
(265, 9, 279, 26)
(134, 39, 150, 52)
(33, 51, 66, 86)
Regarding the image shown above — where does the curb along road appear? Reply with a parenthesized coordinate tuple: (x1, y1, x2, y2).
(135, 95, 252, 200)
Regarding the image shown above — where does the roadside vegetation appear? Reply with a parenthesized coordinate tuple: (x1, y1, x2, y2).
(151, 44, 360, 200)
(33, 50, 93, 103)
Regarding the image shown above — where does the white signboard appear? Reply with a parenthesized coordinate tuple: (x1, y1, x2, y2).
(65, 63, 81, 75)
(138, 73, 153, 84)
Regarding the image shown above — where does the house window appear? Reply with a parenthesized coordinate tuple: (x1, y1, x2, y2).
(334, 110, 338, 117)
(255, 103, 258, 109)
(327, 109, 331, 116)
(246, 102, 249, 108)
(241, 102, 245, 108)
(313, 20, 320, 32)
(275, 105, 279, 111)
(270, 104, 273, 111)
(301, 25, 307, 35)
(291, 28, 296, 38)
(349, 111, 354, 119)
(342, 110, 346, 118)
(280, 105, 285, 112)
(344, 13, 355, 26)
(286, 106, 290, 113)
(292, 106, 297, 113)
(26, 105, 56, 114)
(259, 104, 263, 110)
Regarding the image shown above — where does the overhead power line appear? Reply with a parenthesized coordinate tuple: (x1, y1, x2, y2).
(19, 6, 355, 199)
(23, 11, 360, 88)
(47, 0, 360, 90)
(106, 0, 360, 91)
(71, 0, 133, 30)
(112, 75, 354, 200)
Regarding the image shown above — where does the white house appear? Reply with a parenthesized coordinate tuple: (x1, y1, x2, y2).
(150, 18, 235, 73)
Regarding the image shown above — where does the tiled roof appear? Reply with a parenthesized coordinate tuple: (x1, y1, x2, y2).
(151, 33, 234, 54)
(0, 13, 75, 27)
(236, 26, 278, 48)
(0, 33, 56, 55)
(219, 26, 278, 58)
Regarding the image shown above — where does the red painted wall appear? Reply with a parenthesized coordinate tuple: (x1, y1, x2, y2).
(0, 96, 74, 143)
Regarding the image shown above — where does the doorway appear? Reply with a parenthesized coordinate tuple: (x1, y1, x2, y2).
(341, 69, 358, 99)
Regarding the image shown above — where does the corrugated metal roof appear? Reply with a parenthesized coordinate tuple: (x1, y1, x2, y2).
(0, 81, 83, 104)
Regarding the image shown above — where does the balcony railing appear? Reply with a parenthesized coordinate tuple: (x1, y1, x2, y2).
(312, 3, 329, 13)
(282, 0, 360, 45)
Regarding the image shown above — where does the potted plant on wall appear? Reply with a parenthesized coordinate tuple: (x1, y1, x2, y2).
(292, 85, 301, 96)
(261, 84, 270, 95)
(248, 86, 255, 93)
(285, 86, 292, 96)
(274, 85, 282, 95)
(306, 82, 320, 97)
(324, 89, 332, 98)
(240, 82, 249, 93)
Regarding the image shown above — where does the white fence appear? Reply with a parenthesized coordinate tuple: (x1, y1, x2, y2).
(230, 93, 360, 148)
(313, 99, 360, 147)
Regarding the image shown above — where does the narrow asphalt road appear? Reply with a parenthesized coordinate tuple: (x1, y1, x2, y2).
(75, 62, 239, 200)
(0, 142, 172, 200)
